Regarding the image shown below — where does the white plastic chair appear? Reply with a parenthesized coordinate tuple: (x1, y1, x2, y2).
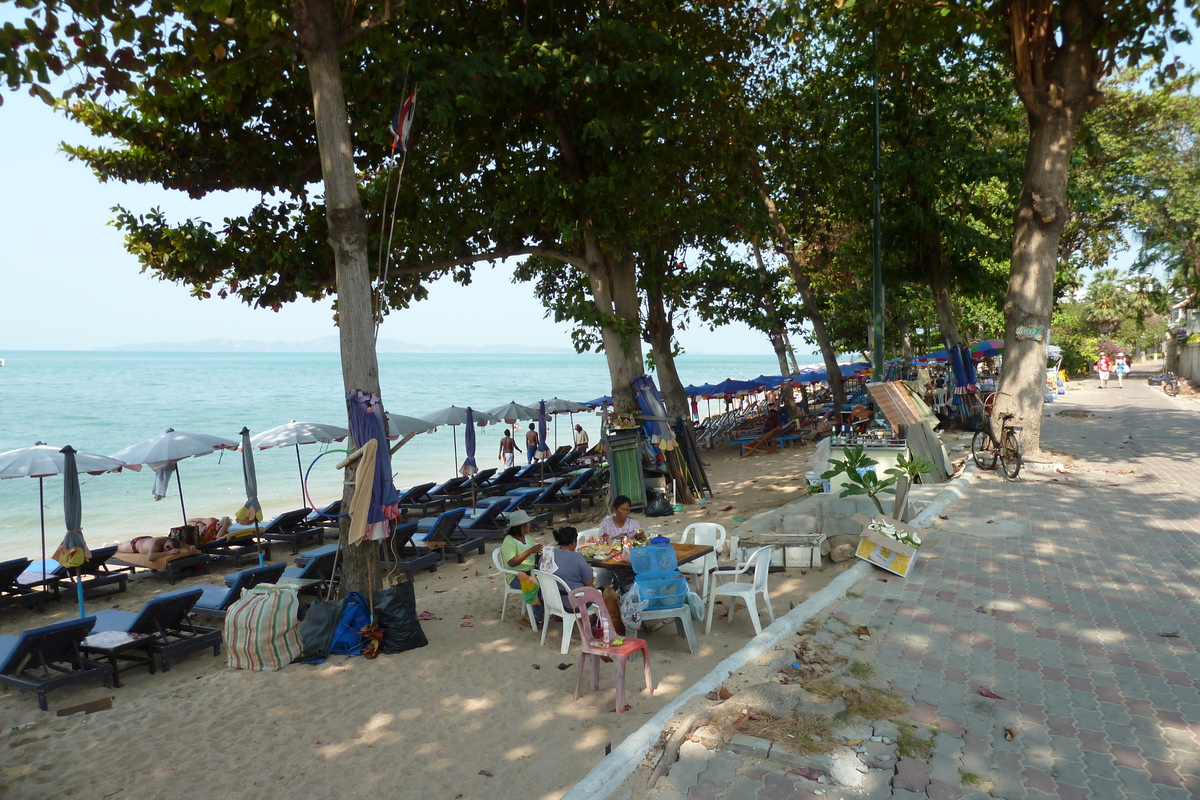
(531, 569, 579, 654)
(492, 547, 538, 630)
(705, 546, 775, 636)
(678, 522, 726, 601)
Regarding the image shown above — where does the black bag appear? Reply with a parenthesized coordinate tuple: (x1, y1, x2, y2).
(295, 598, 342, 663)
(374, 583, 428, 654)
(643, 488, 674, 517)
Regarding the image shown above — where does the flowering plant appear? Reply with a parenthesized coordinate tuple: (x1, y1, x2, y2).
(868, 519, 922, 549)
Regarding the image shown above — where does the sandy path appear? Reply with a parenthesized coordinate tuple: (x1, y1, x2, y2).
(0, 439, 850, 800)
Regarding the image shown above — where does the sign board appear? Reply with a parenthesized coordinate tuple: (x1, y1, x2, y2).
(1015, 325, 1045, 341)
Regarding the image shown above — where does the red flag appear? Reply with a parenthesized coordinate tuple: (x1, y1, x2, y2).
(390, 89, 417, 151)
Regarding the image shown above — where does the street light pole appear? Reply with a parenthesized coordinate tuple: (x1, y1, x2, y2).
(871, 19, 885, 379)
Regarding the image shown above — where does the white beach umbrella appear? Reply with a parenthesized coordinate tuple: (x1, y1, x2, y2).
(383, 412, 438, 438)
(0, 443, 125, 578)
(110, 428, 238, 525)
(420, 406, 501, 472)
(248, 420, 350, 506)
(486, 401, 539, 422)
(540, 397, 593, 448)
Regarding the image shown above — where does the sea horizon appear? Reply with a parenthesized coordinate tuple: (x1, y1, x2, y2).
(0, 350, 806, 562)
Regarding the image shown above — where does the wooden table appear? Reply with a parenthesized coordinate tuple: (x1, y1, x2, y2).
(81, 630, 154, 687)
(584, 543, 713, 571)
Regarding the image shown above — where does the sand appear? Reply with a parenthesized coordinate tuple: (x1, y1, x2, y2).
(0, 440, 853, 800)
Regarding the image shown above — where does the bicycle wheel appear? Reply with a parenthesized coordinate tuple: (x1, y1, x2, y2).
(999, 429, 1022, 479)
(971, 430, 997, 470)
(1164, 380, 1179, 398)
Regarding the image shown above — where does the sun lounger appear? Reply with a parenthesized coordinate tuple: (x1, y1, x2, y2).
(416, 498, 509, 535)
(482, 466, 522, 492)
(303, 500, 343, 537)
(1, 557, 48, 611)
(560, 468, 602, 508)
(395, 481, 446, 518)
(113, 548, 213, 585)
(246, 507, 323, 555)
(190, 562, 287, 619)
(0, 617, 112, 710)
(409, 508, 484, 564)
(427, 476, 473, 507)
(380, 521, 443, 580)
(529, 478, 583, 521)
(87, 588, 221, 680)
(19, 547, 130, 603)
(200, 521, 273, 566)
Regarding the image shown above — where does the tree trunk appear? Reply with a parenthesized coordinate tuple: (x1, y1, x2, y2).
(783, 331, 802, 374)
(898, 317, 913, 370)
(299, 0, 381, 596)
(582, 240, 644, 414)
(752, 179, 847, 411)
(995, 0, 1101, 458)
(644, 280, 688, 421)
(927, 252, 966, 348)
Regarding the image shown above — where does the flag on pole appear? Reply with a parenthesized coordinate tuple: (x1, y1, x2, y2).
(390, 89, 417, 151)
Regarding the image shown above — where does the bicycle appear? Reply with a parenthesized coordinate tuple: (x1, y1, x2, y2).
(971, 394, 1023, 479)
(1162, 372, 1182, 398)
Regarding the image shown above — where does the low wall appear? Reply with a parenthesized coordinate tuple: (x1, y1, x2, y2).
(1180, 343, 1200, 384)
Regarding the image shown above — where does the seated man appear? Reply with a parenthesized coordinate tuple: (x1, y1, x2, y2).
(849, 403, 872, 432)
(117, 536, 199, 561)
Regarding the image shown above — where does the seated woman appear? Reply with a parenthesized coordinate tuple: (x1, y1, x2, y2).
(188, 516, 232, 545)
(541, 526, 595, 598)
(499, 509, 544, 626)
(597, 495, 640, 544)
(117, 536, 199, 561)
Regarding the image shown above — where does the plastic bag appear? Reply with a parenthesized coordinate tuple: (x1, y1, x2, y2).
(620, 588, 649, 629)
(644, 488, 674, 517)
(806, 438, 832, 478)
(686, 591, 705, 621)
(374, 583, 429, 654)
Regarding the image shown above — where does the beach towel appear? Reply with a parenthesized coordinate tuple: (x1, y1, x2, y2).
(225, 585, 302, 671)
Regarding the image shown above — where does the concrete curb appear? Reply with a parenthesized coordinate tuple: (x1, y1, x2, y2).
(561, 462, 981, 800)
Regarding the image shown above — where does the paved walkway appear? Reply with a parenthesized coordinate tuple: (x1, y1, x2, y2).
(623, 375, 1200, 799)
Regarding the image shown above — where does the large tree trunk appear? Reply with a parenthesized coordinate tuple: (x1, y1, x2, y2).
(927, 249, 966, 348)
(753, 178, 847, 410)
(995, 0, 1101, 457)
(299, 0, 381, 596)
(582, 239, 644, 414)
(644, 280, 688, 420)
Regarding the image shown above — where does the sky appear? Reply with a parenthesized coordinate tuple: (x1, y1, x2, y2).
(0, 91, 768, 354)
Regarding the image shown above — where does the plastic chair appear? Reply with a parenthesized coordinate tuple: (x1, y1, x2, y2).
(531, 569, 579, 654)
(491, 548, 538, 630)
(628, 545, 696, 655)
(678, 522, 727, 601)
(705, 546, 775, 636)
(567, 587, 653, 714)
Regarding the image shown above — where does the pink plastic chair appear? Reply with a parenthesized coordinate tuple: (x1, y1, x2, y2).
(567, 587, 653, 714)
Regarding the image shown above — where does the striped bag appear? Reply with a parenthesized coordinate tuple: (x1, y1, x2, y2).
(225, 585, 302, 671)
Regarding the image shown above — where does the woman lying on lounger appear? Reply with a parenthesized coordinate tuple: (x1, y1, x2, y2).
(188, 516, 232, 544)
(117, 536, 199, 561)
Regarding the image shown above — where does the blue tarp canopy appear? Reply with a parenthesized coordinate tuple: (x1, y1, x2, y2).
(750, 375, 788, 389)
(583, 396, 612, 408)
(684, 383, 717, 397)
(706, 378, 760, 397)
(792, 362, 871, 384)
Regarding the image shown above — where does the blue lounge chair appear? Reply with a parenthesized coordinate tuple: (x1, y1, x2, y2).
(530, 478, 582, 521)
(19, 547, 130, 603)
(191, 562, 287, 619)
(482, 466, 522, 492)
(89, 588, 221, 679)
(395, 481, 445, 518)
(380, 521, 443, 580)
(228, 548, 339, 593)
(410, 508, 484, 564)
(0, 617, 111, 710)
(257, 507, 324, 555)
(294, 543, 339, 568)
(560, 468, 603, 507)
(0, 557, 44, 611)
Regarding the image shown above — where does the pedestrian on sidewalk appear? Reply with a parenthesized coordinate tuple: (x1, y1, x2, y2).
(1114, 353, 1129, 388)
(1096, 353, 1112, 388)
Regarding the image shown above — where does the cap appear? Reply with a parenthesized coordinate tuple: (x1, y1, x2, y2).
(505, 509, 534, 528)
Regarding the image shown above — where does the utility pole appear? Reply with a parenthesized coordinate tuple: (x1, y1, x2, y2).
(871, 20, 885, 379)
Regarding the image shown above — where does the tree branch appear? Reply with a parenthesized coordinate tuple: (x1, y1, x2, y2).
(392, 245, 587, 274)
(339, 1, 400, 47)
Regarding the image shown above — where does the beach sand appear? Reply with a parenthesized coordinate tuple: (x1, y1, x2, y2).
(0, 440, 851, 800)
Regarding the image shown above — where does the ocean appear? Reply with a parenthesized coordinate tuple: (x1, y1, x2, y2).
(0, 350, 794, 561)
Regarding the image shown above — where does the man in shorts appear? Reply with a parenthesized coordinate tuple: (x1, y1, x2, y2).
(498, 429, 519, 468)
(525, 423, 540, 464)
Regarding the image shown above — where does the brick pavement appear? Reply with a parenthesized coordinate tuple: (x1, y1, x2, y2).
(611, 376, 1200, 799)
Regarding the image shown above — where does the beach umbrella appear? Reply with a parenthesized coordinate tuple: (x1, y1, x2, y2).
(486, 401, 539, 422)
(237, 427, 265, 566)
(110, 428, 238, 525)
(541, 397, 592, 448)
(0, 443, 124, 580)
(969, 339, 1004, 359)
(583, 396, 612, 409)
(249, 420, 349, 506)
(52, 447, 89, 618)
(383, 412, 438, 437)
(420, 406, 500, 472)
(462, 408, 479, 476)
(536, 401, 550, 482)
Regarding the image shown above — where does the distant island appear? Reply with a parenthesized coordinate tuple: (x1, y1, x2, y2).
(96, 336, 575, 355)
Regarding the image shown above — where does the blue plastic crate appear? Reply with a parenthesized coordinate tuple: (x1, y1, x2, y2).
(635, 575, 688, 611)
